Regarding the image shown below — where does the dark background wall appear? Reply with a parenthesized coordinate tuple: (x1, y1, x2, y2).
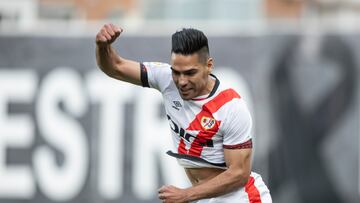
(0, 34, 358, 203)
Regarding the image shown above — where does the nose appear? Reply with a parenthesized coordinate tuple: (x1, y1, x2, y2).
(178, 75, 188, 87)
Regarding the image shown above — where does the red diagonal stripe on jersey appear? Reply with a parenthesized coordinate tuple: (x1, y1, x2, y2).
(177, 139, 187, 154)
(245, 176, 262, 203)
(177, 88, 240, 156)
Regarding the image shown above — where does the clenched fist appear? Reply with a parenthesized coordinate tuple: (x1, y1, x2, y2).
(96, 23, 123, 47)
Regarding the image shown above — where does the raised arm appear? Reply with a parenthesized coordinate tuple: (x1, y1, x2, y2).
(95, 23, 142, 85)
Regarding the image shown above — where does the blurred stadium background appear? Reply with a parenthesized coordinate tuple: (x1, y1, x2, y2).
(0, 0, 359, 203)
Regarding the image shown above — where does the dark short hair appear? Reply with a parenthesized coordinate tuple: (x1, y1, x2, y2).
(171, 28, 210, 64)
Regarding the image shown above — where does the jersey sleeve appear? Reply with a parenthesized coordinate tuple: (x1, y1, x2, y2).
(222, 99, 253, 149)
(140, 62, 172, 92)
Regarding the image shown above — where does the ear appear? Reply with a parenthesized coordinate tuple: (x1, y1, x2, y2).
(207, 57, 214, 73)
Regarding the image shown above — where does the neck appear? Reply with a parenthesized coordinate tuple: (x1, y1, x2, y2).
(207, 77, 216, 92)
(200, 76, 216, 96)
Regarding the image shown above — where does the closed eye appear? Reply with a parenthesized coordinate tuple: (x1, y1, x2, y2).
(171, 67, 180, 75)
(184, 70, 197, 76)
(171, 67, 198, 76)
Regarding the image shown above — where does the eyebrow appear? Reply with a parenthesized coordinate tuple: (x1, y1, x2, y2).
(170, 67, 198, 74)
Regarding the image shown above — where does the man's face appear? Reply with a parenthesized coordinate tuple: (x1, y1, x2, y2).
(170, 52, 213, 100)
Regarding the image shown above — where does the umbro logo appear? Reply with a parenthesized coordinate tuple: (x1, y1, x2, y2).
(172, 101, 182, 111)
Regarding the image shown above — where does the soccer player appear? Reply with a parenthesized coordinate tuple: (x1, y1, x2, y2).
(96, 24, 272, 203)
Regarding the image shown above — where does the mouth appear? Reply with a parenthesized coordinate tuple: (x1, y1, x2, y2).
(179, 88, 192, 95)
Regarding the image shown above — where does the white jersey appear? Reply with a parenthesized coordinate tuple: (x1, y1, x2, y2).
(141, 62, 253, 169)
(140, 62, 272, 203)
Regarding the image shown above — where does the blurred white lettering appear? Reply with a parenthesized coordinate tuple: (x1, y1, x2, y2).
(86, 71, 132, 199)
(0, 70, 36, 199)
(0, 67, 254, 201)
(33, 68, 88, 201)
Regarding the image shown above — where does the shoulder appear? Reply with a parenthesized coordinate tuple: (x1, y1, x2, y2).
(209, 87, 242, 112)
(143, 62, 171, 70)
(213, 81, 248, 114)
(142, 62, 172, 91)
(214, 88, 252, 127)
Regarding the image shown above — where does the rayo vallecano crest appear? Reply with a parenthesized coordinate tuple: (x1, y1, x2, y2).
(201, 116, 216, 130)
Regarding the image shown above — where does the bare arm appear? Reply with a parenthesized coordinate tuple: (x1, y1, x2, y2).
(95, 24, 142, 85)
(158, 148, 252, 202)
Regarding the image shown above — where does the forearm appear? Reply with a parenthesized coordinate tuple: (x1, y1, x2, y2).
(185, 169, 249, 201)
(96, 44, 123, 78)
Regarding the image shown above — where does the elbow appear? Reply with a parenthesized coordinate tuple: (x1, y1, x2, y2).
(98, 61, 124, 80)
(239, 172, 251, 187)
(97, 64, 116, 78)
(230, 169, 251, 188)
(95, 49, 125, 79)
